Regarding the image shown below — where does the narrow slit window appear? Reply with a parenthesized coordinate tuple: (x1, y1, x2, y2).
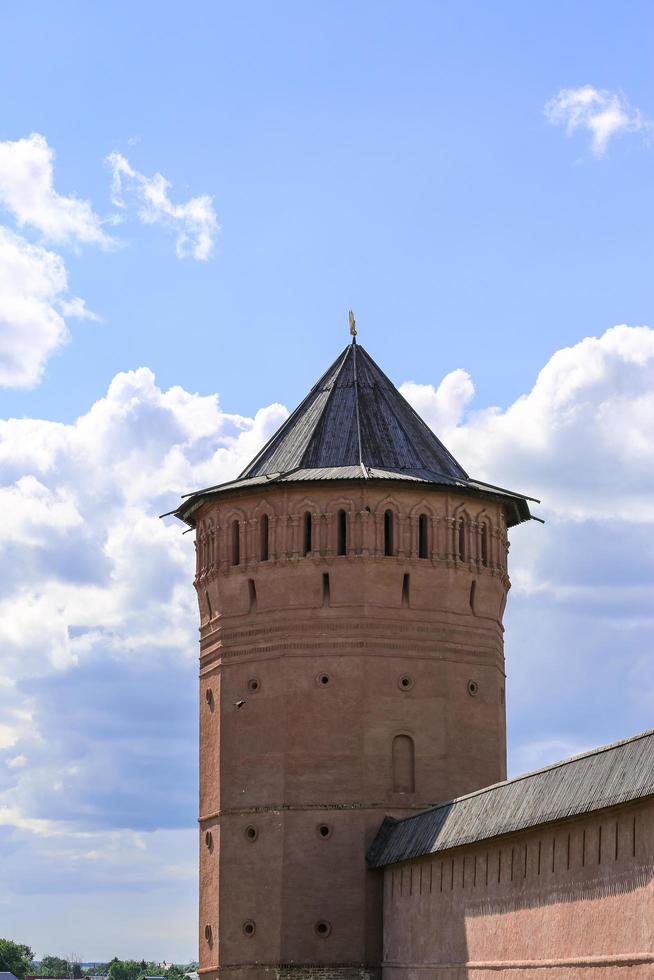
(260, 514, 269, 561)
(480, 523, 489, 567)
(248, 579, 257, 613)
(384, 510, 394, 556)
(304, 511, 312, 556)
(322, 572, 330, 607)
(337, 509, 347, 555)
(402, 573, 410, 608)
(457, 517, 466, 562)
(469, 580, 476, 613)
(418, 514, 428, 558)
(231, 520, 240, 566)
(633, 816, 637, 857)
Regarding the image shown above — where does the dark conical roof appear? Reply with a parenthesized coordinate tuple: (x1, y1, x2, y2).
(240, 342, 468, 483)
(169, 340, 537, 527)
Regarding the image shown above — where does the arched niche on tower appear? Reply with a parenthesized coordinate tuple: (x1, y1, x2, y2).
(473, 507, 493, 570)
(288, 495, 322, 559)
(408, 498, 437, 560)
(325, 494, 357, 557)
(252, 498, 276, 562)
(391, 732, 416, 794)
(220, 505, 247, 568)
(373, 495, 403, 557)
(452, 503, 472, 565)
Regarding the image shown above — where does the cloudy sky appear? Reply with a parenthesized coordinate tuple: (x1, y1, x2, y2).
(1, 0, 653, 964)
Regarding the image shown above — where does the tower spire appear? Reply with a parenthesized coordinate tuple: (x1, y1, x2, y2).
(348, 308, 357, 343)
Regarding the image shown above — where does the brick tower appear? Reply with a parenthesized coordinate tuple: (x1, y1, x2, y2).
(171, 333, 533, 980)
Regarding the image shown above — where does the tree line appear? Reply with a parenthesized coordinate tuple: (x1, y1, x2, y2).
(0, 941, 196, 980)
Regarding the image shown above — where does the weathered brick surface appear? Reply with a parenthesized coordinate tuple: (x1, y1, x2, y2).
(196, 483, 510, 976)
(381, 798, 654, 978)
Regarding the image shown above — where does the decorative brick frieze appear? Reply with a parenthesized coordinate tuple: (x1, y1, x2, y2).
(194, 486, 509, 583)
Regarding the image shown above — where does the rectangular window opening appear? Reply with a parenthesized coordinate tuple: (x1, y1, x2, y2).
(260, 514, 269, 561)
(231, 521, 240, 566)
(384, 510, 394, 556)
(304, 512, 312, 556)
(418, 514, 428, 558)
(337, 510, 347, 555)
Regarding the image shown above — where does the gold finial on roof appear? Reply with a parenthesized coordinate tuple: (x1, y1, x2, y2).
(348, 309, 357, 338)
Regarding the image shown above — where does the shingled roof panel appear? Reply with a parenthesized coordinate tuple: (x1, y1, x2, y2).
(366, 728, 654, 868)
(169, 340, 537, 527)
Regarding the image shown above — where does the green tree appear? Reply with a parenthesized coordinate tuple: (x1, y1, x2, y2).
(108, 961, 142, 980)
(0, 939, 34, 980)
(36, 956, 70, 978)
(162, 967, 185, 980)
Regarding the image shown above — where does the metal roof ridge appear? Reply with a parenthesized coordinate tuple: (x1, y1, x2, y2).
(351, 338, 365, 471)
(381, 726, 654, 830)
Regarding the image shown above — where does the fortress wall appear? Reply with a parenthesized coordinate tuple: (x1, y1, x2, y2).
(381, 796, 654, 979)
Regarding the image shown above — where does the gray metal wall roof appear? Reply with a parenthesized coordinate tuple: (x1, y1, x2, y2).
(367, 728, 654, 868)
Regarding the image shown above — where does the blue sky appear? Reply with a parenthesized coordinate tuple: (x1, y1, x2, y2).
(1, 0, 653, 964)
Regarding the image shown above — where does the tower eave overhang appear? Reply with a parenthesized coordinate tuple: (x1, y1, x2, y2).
(165, 467, 536, 529)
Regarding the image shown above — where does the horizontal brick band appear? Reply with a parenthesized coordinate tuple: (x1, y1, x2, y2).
(199, 965, 377, 976)
(382, 952, 654, 970)
(199, 802, 429, 823)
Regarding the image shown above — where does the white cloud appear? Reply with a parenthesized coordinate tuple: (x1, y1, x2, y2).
(400, 368, 474, 435)
(402, 324, 654, 522)
(0, 369, 282, 952)
(0, 134, 107, 388)
(0, 133, 114, 246)
(58, 296, 99, 321)
(544, 85, 650, 156)
(0, 134, 219, 390)
(0, 226, 96, 388)
(107, 152, 218, 260)
(0, 364, 285, 685)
